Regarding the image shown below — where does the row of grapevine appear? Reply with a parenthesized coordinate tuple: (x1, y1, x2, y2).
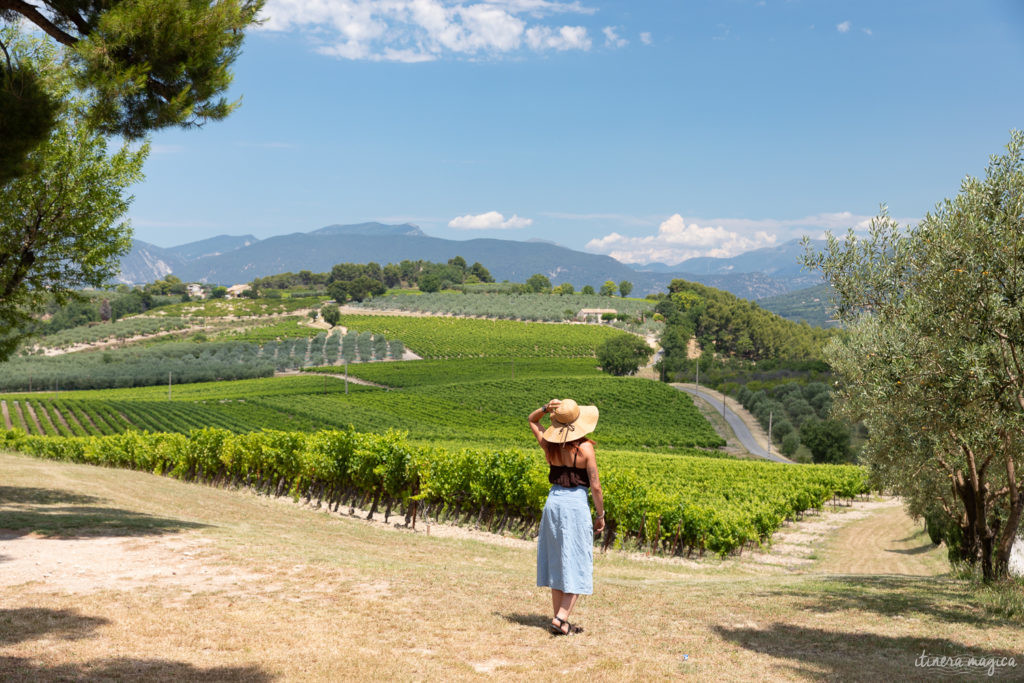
(302, 357, 603, 388)
(0, 375, 376, 403)
(353, 292, 654, 323)
(2, 373, 722, 449)
(3, 428, 868, 556)
(0, 396, 332, 437)
(334, 314, 633, 359)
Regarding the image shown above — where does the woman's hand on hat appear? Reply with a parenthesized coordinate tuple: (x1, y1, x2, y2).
(545, 399, 561, 412)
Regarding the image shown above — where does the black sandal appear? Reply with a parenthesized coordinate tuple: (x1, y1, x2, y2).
(551, 616, 583, 636)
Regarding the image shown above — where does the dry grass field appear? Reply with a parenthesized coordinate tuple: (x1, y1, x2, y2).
(1, 451, 1021, 681)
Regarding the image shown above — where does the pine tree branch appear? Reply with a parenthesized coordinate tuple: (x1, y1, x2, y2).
(0, 1, 79, 46)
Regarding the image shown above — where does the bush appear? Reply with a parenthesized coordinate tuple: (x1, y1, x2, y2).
(780, 432, 801, 457)
(525, 273, 551, 293)
(321, 305, 340, 327)
(597, 335, 654, 376)
(773, 419, 794, 440)
(800, 418, 852, 464)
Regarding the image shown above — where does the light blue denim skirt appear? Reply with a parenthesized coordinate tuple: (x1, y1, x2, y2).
(536, 485, 593, 595)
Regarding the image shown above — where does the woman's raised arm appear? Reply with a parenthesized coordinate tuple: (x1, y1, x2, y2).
(528, 399, 560, 446)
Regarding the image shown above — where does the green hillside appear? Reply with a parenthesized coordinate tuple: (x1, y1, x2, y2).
(0, 369, 724, 450)
(757, 284, 837, 328)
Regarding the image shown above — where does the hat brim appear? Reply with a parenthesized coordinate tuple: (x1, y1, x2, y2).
(542, 405, 599, 444)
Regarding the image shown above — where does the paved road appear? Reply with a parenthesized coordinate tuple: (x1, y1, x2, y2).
(675, 385, 793, 464)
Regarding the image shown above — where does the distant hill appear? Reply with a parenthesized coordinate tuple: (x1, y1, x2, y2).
(167, 234, 259, 261)
(310, 223, 427, 238)
(666, 238, 825, 280)
(117, 223, 823, 299)
(758, 283, 837, 328)
(115, 240, 185, 285)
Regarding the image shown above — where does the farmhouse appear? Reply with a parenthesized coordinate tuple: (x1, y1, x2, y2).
(576, 308, 617, 323)
(225, 284, 251, 299)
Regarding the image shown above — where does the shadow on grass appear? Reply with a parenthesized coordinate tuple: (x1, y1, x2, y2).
(886, 544, 938, 556)
(0, 607, 109, 646)
(0, 506, 209, 538)
(0, 485, 208, 538)
(0, 486, 101, 505)
(0, 657, 274, 681)
(764, 575, 1019, 628)
(0, 608, 274, 680)
(497, 612, 556, 633)
(714, 622, 1021, 679)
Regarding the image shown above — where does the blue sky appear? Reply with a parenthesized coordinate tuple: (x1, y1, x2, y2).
(131, 0, 1024, 266)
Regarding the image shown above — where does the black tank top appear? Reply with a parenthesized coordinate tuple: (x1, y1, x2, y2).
(547, 442, 590, 488)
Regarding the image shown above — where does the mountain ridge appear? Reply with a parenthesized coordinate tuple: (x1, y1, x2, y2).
(118, 223, 822, 299)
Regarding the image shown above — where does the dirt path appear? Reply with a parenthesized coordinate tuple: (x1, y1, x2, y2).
(814, 497, 948, 576)
(1, 400, 10, 430)
(273, 370, 389, 389)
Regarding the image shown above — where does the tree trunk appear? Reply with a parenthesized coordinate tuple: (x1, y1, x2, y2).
(994, 451, 1023, 578)
(367, 487, 382, 520)
(954, 471, 981, 564)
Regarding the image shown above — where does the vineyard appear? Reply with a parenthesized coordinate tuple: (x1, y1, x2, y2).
(3, 427, 868, 556)
(0, 373, 723, 449)
(304, 357, 603, 387)
(332, 314, 633, 358)
(0, 290, 872, 560)
(353, 292, 658, 330)
(3, 375, 377, 402)
(0, 395, 332, 436)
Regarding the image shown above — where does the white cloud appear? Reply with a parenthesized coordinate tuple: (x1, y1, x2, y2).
(639, 31, 652, 45)
(259, 0, 597, 62)
(602, 26, 627, 48)
(862, 27, 872, 36)
(448, 211, 533, 229)
(836, 20, 851, 33)
(585, 214, 779, 264)
(580, 211, 922, 264)
(525, 24, 591, 51)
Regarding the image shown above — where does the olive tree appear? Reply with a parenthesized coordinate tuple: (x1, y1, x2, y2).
(803, 131, 1024, 580)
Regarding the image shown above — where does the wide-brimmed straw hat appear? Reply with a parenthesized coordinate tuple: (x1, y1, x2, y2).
(542, 399, 599, 444)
